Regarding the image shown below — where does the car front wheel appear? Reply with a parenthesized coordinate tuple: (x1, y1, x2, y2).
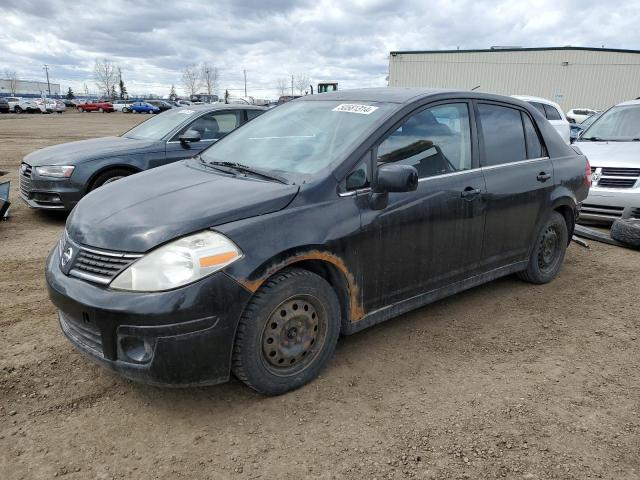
(232, 268, 341, 395)
(122, 107, 129, 113)
(518, 211, 568, 284)
(90, 169, 132, 190)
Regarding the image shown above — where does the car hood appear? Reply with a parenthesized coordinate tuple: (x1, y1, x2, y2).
(66, 159, 300, 252)
(575, 141, 640, 168)
(23, 136, 162, 166)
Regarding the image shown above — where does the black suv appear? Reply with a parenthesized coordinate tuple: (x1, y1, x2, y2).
(46, 88, 590, 395)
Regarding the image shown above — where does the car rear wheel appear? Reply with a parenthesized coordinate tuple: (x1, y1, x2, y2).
(90, 169, 133, 191)
(518, 211, 568, 284)
(122, 107, 129, 113)
(232, 268, 340, 395)
(14, 106, 23, 114)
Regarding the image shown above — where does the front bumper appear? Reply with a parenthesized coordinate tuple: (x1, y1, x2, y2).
(579, 187, 640, 223)
(19, 166, 83, 210)
(46, 247, 252, 386)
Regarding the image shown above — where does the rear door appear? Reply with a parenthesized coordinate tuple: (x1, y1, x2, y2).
(477, 102, 554, 268)
(356, 101, 486, 312)
(164, 110, 241, 166)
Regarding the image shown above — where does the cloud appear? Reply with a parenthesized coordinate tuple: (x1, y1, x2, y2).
(0, 0, 639, 98)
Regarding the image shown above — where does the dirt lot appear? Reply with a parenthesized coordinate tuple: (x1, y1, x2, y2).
(1, 112, 639, 480)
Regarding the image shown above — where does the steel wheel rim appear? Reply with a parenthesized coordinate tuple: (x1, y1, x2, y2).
(260, 295, 327, 376)
(538, 225, 560, 272)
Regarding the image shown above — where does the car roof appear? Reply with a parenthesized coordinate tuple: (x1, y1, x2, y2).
(511, 95, 561, 107)
(617, 99, 640, 106)
(173, 103, 266, 112)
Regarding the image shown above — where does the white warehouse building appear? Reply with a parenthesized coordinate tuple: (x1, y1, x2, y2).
(388, 47, 640, 112)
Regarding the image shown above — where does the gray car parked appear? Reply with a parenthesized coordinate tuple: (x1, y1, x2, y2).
(19, 104, 266, 210)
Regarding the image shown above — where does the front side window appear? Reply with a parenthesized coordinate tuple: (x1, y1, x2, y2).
(200, 100, 395, 176)
(178, 112, 239, 140)
(478, 104, 526, 166)
(580, 104, 640, 141)
(377, 103, 472, 178)
(123, 108, 203, 141)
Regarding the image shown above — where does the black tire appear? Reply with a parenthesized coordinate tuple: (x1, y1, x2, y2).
(77, 107, 84, 112)
(610, 219, 640, 249)
(14, 106, 23, 114)
(232, 268, 341, 395)
(90, 169, 132, 190)
(518, 211, 568, 284)
(122, 107, 129, 113)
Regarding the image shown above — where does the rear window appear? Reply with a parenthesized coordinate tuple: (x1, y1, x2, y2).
(246, 109, 263, 121)
(543, 104, 562, 121)
(478, 104, 526, 166)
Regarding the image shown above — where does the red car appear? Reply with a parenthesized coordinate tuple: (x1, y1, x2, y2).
(76, 100, 114, 113)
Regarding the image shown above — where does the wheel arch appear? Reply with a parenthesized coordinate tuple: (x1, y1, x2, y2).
(551, 197, 577, 244)
(86, 163, 142, 192)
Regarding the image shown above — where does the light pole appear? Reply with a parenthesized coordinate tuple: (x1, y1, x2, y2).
(243, 69, 247, 97)
(43, 64, 51, 96)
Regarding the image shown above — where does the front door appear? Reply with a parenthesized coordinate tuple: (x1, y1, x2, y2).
(357, 101, 486, 312)
(476, 102, 554, 267)
(164, 110, 241, 167)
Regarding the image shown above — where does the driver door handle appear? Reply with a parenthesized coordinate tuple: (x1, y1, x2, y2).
(460, 187, 481, 199)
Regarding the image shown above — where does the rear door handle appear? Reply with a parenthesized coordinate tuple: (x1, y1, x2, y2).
(461, 187, 481, 199)
(537, 172, 551, 182)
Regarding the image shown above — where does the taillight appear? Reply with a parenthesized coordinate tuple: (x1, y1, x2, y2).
(584, 158, 592, 187)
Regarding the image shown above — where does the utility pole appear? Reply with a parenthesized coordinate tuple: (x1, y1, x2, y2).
(43, 64, 51, 96)
(291, 74, 294, 96)
(243, 69, 247, 97)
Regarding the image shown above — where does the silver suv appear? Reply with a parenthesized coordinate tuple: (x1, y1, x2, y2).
(576, 99, 640, 223)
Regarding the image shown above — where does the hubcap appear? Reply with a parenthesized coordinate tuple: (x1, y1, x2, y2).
(261, 296, 325, 374)
(538, 225, 560, 271)
(102, 176, 125, 186)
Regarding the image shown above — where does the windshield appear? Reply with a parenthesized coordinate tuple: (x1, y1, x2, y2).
(580, 104, 640, 141)
(123, 108, 199, 141)
(200, 100, 394, 176)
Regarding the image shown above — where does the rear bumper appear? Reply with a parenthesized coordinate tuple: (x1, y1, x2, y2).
(46, 247, 252, 387)
(579, 188, 640, 223)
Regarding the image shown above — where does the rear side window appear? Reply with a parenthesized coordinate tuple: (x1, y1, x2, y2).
(246, 109, 263, 121)
(478, 104, 526, 166)
(529, 102, 546, 115)
(543, 104, 562, 121)
(521, 113, 545, 159)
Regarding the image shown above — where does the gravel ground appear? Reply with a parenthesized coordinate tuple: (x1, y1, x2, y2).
(1, 112, 639, 480)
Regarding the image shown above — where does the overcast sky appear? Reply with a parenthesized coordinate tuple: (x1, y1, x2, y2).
(1, 0, 639, 99)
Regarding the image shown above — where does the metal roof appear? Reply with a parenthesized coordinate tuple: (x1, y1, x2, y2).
(390, 46, 640, 56)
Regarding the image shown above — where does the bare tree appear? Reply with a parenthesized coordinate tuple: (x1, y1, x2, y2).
(4, 70, 18, 95)
(200, 63, 219, 97)
(276, 78, 288, 96)
(182, 64, 201, 97)
(94, 59, 118, 98)
(294, 74, 310, 95)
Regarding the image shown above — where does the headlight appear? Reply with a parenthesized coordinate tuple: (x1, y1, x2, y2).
(35, 165, 75, 178)
(110, 231, 242, 292)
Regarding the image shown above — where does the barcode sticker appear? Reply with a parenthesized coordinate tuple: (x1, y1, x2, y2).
(332, 104, 379, 115)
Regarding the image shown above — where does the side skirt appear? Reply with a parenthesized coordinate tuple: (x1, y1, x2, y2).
(343, 261, 528, 335)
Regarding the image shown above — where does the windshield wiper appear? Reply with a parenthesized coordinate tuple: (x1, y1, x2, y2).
(208, 161, 289, 184)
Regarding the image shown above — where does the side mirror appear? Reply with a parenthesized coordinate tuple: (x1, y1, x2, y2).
(375, 164, 418, 193)
(179, 129, 201, 144)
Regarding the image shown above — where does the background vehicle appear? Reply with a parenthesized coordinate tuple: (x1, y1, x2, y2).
(567, 108, 598, 124)
(512, 95, 571, 144)
(0, 98, 9, 113)
(112, 100, 134, 113)
(277, 95, 301, 105)
(146, 100, 173, 112)
(77, 100, 114, 113)
(570, 112, 601, 142)
(6, 96, 40, 113)
(575, 99, 640, 224)
(45, 88, 588, 394)
(130, 101, 160, 114)
(20, 105, 266, 210)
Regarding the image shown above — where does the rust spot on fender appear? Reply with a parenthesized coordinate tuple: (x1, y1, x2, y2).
(238, 251, 366, 322)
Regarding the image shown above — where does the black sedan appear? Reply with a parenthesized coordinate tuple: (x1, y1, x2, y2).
(46, 88, 589, 394)
(0, 97, 10, 113)
(19, 104, 265, 210)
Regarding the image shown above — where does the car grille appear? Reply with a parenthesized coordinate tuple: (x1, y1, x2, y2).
(592, 166, 639, 189)
(580, 204, 624, 219)
(59, 311, 104, 357)
(19, 163, 32, 197)
(70, 248, 140, 284)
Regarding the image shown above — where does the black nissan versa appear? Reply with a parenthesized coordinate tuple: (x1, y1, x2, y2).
(19, 104, 265, 210)
(46, 88, 590, 395)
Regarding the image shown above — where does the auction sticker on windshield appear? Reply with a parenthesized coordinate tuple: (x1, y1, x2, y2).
(332, 104, 379, 114)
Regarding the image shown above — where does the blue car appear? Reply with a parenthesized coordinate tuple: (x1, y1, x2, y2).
(569, 112, 602, 142)
(130, 101, 160, 114)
